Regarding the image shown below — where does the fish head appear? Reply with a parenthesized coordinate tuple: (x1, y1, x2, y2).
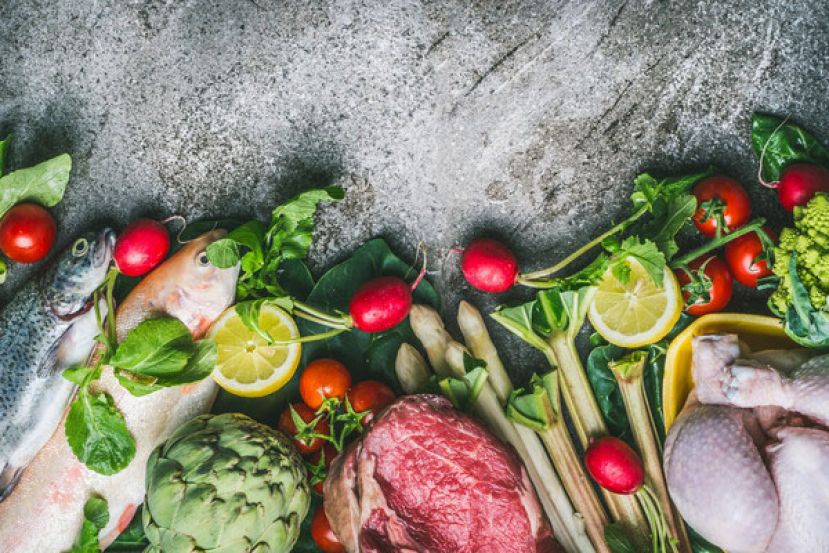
(45, 228, 116, 319)
(147, 230, 239, 338)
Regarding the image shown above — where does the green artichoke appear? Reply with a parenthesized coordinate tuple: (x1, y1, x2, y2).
(142, 413, 310, 553)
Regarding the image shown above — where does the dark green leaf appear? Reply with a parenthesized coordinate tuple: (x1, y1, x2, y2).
(65, 389, 135, 475)
(0, 134, 10, 175)
(116, 339, 217, 396)
(586, 344, 633, 443)
(650, 194, 698, 260)
(205, 238, 240, 269)
(110, 318, 193, 377)
(752, 113, 829, 182)
(71, 496, 109, 553)
(604, 522, 638, 553)
(0, 153, 71, 219)
(783, 253, 829, 347)
(630, 168, 714, 213)
(106, 506, 149, 552)
(278, 258, 315, 300)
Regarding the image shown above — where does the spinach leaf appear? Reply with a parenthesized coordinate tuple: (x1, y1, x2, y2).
(752, 113, 829, 182)
(110, 318, 194, 377)
(0, 134, 10, 175)
(71, 496, 109, 553)
(0, 153, 71, 219)
(65, 388, 135, 475)
(604, 522, 638, 553)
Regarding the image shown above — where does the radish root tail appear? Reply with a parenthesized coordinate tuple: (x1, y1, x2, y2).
(410, 241, 428, 292)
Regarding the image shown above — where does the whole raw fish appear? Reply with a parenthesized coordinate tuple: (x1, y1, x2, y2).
(0, 230, 239, 552)
(0, 228, 115, 499)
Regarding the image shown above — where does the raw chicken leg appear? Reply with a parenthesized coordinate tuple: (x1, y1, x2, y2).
(765, 427, 829, 552)
(665, 334, 829, 553)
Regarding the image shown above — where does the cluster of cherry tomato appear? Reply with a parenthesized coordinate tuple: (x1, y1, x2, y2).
(675, 176, 774, 315)
(276, 358, 396, 553)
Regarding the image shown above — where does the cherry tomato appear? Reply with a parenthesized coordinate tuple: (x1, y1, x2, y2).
(348, 380, 396, 426)
(724, 227, 777, 288)
(308, 443, 338, 495)
(0, 203, 57, 263)
(300, 359, 352, 410)
(277, 403, 329, 455)
(674, 255, 733, 316)
(311, 507, 345, 553)
(692, 176, 751, 237)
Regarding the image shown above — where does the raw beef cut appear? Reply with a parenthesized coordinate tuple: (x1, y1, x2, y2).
(324, 394, 559, 553)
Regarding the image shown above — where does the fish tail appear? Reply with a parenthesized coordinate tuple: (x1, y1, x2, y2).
(0, 463, 22, 502)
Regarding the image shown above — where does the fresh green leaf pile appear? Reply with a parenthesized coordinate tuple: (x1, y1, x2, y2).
(64, 314, 217, 475)
(0, 134, 72, 283)
(71, 496, 109, 553)
(206, 186, 343, 299)
(752, 113, 829, 182)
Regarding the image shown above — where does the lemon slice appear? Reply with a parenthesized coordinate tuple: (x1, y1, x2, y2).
(588, 258, 682, 348)
(208, 304, 301, 397)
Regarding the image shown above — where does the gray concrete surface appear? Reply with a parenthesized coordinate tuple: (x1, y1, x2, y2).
(2, 0, 828, 378)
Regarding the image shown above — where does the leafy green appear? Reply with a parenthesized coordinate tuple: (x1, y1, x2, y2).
(752, 113, 829, 182)
(0, 134, 10, 175)
(206, 186, 344, 299)
(782, 253, 829, 348)
(106, 506, 149, 552)
(71, 496, 109, 553)
(438, 356, 488, 411)
(506, 371, 561, 431)
(110, 318, 193, 376)
(0, 152, 71, 219)
(65, 388, 135, 475)
(688, 526, 724, 553)
(606, 237, 666, 285)
(604, 522, 638, 553)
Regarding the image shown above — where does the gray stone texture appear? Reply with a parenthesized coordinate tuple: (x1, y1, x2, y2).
(2, 0, 828, 377)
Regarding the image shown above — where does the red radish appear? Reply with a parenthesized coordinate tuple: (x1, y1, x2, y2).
(349, 276, 414, 332)
(584, 436, 644, 495)
(114, 218, 170, 276)
(461, 238, 519, 293)
(770, 163, 829, 211)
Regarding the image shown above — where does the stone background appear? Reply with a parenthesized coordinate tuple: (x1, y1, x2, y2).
(2, 0, 828, 376)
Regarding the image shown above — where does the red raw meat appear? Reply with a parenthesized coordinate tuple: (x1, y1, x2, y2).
(324, 394, 560, 553)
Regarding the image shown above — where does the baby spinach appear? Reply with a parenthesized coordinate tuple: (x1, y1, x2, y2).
(752, 113, 829, 182)
(71, 496, 109, 553)
(0, 152, 72, 219)
(65, 388, 135, 475)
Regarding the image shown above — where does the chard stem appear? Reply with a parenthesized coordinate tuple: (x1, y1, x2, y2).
(520, 206, 647, 281)
(546, 333, 649, 546)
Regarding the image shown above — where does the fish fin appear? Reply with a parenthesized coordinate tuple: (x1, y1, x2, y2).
(35, 335, 64, 378)
(0, 464, 23, 501)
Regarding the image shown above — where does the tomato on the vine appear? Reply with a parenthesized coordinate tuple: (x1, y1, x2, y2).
(348, 380, 396, 426)
(277, 403, 329, 455)
(724, 227, 776, 288)
(300, 358, 352, 410)
(0, 203, 57, 263)
(311, 507, 345, 553)
(692, 176, 751, 237)
(308, 443, 338, 495)
(674, 255, 733, 316)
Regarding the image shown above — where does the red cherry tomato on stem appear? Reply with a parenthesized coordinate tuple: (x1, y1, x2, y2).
(300, 359, 352, 410)
(348, 380, 396, 426)
(311, 506, 345, 553)
(277, 403, 329, 455)
(692, 176, 751, 237)
(0, 203, 57, 263)
(674, 255, 733, 316)
(724, 227, 776, 288)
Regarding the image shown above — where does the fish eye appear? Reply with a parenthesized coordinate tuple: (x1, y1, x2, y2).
(72, 238, 89, 258)
(197, 252, 211, 267)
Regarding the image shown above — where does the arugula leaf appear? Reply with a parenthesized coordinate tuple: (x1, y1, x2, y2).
(266, 186, 345, 258)
(752, 113, 829, 182)
(650, 194, 698, 260)
(630, 168, 714, 213)
(0, 134, 10, 175)
(71, 496, 109, 553)
(0, 153, 71, 219)
(65, 388, 135, 475)
(110, 318, 194, 376)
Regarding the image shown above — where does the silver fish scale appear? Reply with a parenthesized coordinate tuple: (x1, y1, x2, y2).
(0, 283, 72, 457)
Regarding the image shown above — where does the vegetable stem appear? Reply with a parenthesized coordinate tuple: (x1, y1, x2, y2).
(669, 218, 765, 268)
(271, 327, 348, 345)
(520, 206, 648, 282)
(394, 343, 430, 394)
(610, 354, 691, 553)
(409, 305, 453, 377)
